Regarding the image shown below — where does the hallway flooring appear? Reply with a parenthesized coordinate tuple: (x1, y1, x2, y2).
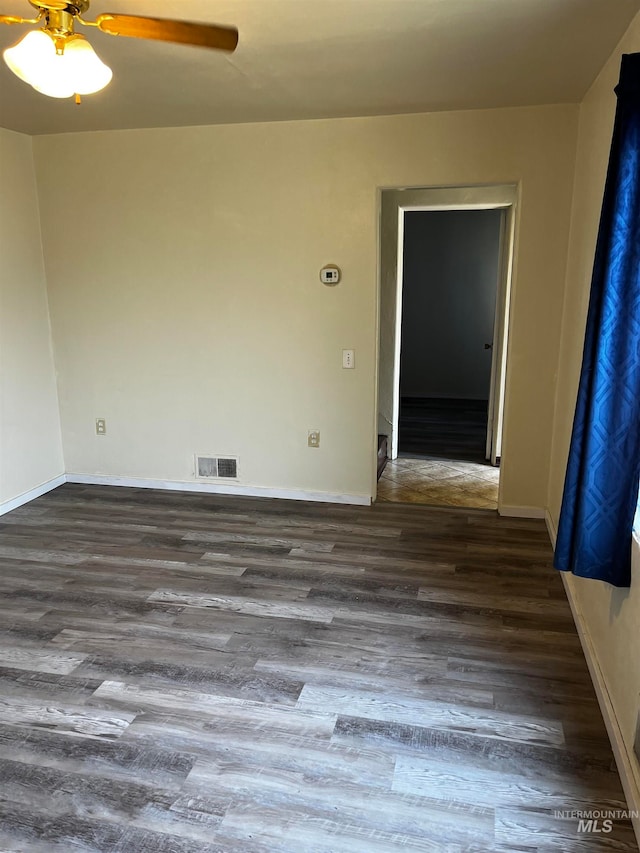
(399, 398, 488, 463)
(377, 456, 500, 510)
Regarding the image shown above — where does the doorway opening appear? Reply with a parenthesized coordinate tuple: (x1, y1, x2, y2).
(375, 185, 517, 510)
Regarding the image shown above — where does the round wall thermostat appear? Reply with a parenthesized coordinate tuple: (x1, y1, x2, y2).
(320, 265, 341, 286)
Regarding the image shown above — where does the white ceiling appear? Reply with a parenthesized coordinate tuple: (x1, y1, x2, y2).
(0, 0, 638, 136)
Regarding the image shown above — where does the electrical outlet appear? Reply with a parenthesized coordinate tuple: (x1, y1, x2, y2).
(342, 349, 355, 369)
(308, 430, 320, 448)
(96, 418, 106, 435)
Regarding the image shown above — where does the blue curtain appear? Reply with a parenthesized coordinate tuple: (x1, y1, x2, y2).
(555, 53, 640, 588)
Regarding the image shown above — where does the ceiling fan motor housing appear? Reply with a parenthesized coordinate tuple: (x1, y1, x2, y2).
(29, 0, 90, 14)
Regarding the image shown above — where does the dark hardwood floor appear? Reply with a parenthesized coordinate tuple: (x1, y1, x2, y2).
(399, 397, 489, 463)
(0, 484, 636, 852)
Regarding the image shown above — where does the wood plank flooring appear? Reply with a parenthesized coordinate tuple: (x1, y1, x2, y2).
(0, 483, 636, 852)
(399, 398, 488, 462)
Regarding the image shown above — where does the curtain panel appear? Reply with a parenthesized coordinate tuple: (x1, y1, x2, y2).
(555, 52, 640, 588)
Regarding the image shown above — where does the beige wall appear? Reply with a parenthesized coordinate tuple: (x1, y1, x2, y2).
(548, 11, 640, 801)
(33, 104, 577, 504)
(0, 128, 63, 508)
(377, 190, 400, 444)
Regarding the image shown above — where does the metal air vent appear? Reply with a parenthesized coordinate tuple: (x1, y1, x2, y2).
(196, 456, 238, 479)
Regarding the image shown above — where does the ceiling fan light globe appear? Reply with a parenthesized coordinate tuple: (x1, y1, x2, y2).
(3, 29, 56, 86)
(63, 35, 112, 95)
(3, 30, 112, 99)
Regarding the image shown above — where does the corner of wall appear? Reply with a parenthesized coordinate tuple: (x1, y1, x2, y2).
(0, 127, 65, 505)
(30, 136, 65, 472)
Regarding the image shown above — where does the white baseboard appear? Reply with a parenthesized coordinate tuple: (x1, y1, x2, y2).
(498, 504, 545, 519)
(66, 474, 372, 506)
(0, 474, 66, 517)
(545, 508, 558, 547)
(560, 572, 640, 845)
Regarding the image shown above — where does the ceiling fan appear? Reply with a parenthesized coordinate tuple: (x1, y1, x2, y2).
(0, 1, 238, 100)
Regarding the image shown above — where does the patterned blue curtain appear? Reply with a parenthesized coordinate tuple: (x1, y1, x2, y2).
(555, 53, 640, 588)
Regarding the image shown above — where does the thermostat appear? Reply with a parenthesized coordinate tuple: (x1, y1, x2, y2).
(320, 265, 341, 286)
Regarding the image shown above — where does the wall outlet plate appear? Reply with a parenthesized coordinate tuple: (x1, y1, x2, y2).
(308, 430, 320, 448)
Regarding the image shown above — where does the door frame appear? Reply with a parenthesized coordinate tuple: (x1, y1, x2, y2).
(375, 184, 518, 499)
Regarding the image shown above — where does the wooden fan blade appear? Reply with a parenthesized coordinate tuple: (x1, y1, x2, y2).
(96, 14, 238, 52)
